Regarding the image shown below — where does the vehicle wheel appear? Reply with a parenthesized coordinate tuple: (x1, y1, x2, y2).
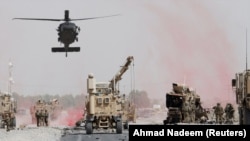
(86, 122, 93, 134)
(123, 121, 128, 129)
(116, 121, 122, 134)
(163, 120, 167, 125)
(172, 117, 180, 124)
(239, 108, 243, 125)
(242, 107, 250, 125)
(75, 120, 81, 127)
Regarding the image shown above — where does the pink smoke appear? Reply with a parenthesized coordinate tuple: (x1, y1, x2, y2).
(51, 108, 84, 127)
(137, 1, 238, 108)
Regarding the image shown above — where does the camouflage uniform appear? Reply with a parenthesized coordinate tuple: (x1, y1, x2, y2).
(189, 99, 196, 123)
(182, 101, 190, 123)
(44, 110, 49, 126)
(2, 113, 11, 131)
(224, 103, 234, 123)
(39, 110, 45, 126)
(10, 112, 15, 128)
(214, 103, 224, 124)
(35, 110, 40, 127)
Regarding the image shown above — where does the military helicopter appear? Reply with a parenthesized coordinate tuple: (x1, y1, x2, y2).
(13, 10, 119, 57)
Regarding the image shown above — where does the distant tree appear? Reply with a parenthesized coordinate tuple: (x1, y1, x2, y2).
(59, 94, 75, 108)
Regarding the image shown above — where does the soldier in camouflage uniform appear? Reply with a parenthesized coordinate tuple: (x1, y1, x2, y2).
(182, 101, 190, 123)
(39, 109, 45, 126)
(189, 97, 196, 123)
(224, 103, 234, 124)
(35, 110, 40, 127)
(44, 109, 49, 126)
(2, 113, 11, 131)
(214, 103, 224, 124)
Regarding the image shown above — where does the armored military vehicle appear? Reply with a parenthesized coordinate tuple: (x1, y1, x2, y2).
(232, 70, 250, 124)
(163, 83, 207, 124)
(30, 98, 62, 126)
(0, 93, 17, 130)
(85, 56, 134, 134)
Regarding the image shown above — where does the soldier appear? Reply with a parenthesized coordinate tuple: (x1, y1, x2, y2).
(182, 101, 190, 123)
(189, 97, 196, 123)
(224, 103, 235, 124)
(39, 109, 45, 126)
(2, 113, 11, 131)
(44, 110, 49, 126)
(35, 110, 40, 127)
(10, 112, 16, 129)
(214, 103, 224, 124)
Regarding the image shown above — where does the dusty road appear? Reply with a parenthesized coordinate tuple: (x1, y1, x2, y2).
(0, 110, 167, 141)
(0, 109, 240, 141)
(60, 128, 129, 141)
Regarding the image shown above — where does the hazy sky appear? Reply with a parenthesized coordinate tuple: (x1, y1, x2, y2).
(0, 0, 249, 107)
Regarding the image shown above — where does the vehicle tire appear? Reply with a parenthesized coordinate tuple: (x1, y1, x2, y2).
(242, 107, 250, 125)
(165, 117, 171, 124)
(86, 122, 93, 134)
(75, 121, 81, 127)
(116, 121, 122, 134)
(239, 108, 243, 125)
(123, 121, 128, 129)
(163, 120, 167, 125)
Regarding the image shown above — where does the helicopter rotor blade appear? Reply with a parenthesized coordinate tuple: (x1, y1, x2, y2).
(12, 18, 64, 21)
(70, 14, 121, 21)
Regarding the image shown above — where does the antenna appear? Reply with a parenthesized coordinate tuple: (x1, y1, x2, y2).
(246, 28, 248, 70)
(183, 75, 186, 86)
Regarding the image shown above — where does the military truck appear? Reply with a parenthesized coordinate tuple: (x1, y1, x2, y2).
(232, 70, 250, 124)
(30, 98, 62, 126)
(0, 93, 17, 130)
(85, 56, 134, 134)
(163, 83, 207, 124)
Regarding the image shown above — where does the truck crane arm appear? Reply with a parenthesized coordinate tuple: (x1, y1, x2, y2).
(110, 56, 134, 90)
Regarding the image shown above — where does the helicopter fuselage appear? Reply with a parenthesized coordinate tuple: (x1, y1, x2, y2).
(57, 22, 80, 45)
